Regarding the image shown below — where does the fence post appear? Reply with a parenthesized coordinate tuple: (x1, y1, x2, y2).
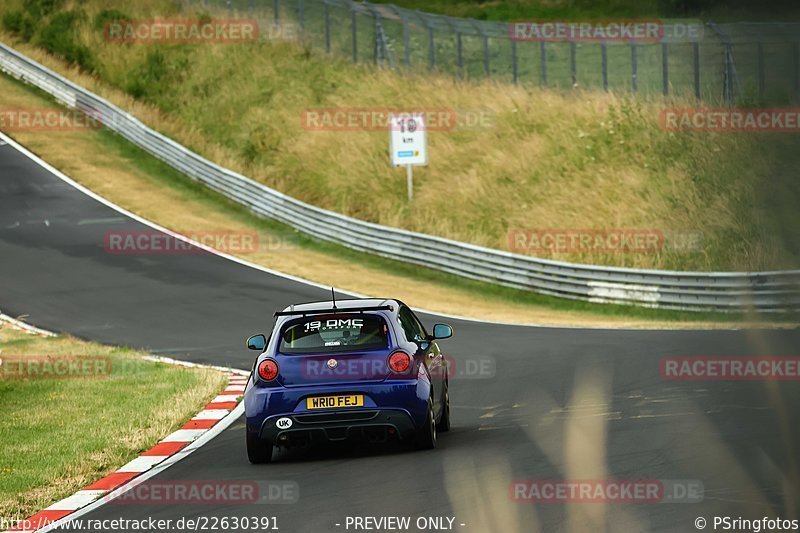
(661, 42, 669, 96)
(351, 7, 357, 63)
(428, 25, 435, 70)
(540, 41, 548, 86)
(795, 42, 800, 99)
(601, 42, 608, 91)
(373, 12, 379, 64)
(273, 0, 279, 25)
(324, 2, 331, 53)
(298, 0, 305, 30)
(456, 32, 463, 78)
(483, 34, 490, 76)
(630, 42, 638, 93)
(570, 41, 577, 87)
(723, 42, 734, 105)
(693, 42, 700, 99)
(511, 40, 518, 84)
(757, 42, 765, 98)
(402, 15, 410, 71)
(350, 4, 358, 63)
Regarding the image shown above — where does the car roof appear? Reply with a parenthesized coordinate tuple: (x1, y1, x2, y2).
(280, 297, 399, 314)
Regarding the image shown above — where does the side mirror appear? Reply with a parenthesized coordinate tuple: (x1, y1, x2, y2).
(432, 323, 453, 340)
(246, 334, 267, 351)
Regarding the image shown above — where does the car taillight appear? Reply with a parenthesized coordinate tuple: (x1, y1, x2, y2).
(388, 351, 411, 373)
(257, 359, 279, 381)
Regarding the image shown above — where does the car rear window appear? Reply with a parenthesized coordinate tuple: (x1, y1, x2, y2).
(278, 314, 389, 354)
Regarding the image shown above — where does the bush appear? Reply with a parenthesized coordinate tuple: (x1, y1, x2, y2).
(37, 10, 95, 72)
(125, 49, 169, 100)
(2, 10, 36, 41)
(22, 0, 64, 20)
(94, 8, 130, 31)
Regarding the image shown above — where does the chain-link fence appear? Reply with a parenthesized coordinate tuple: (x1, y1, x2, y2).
(182, 0, 800, 104)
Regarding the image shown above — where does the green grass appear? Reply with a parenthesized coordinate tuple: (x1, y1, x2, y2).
(0, 324, 226, 520)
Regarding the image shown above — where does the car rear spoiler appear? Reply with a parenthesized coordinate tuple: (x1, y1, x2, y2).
(273, 305, 393, 318)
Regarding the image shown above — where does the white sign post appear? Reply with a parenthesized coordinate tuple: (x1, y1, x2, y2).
(389, 113, 427, 202)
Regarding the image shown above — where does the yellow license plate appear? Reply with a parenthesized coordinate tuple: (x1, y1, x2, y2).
(306, 395, 364, 410)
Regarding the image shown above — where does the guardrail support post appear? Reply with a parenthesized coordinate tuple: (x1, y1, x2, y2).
(630, 41, 638, 93)
(601, 42, 608, 91)
(662, 43, 669, 96)
(273, 0, 279, 25)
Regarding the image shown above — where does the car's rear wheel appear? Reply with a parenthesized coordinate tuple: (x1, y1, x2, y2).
(436, 381, 451, 432)
(415, 400, 437, 450)
(246, 430, 273, 464)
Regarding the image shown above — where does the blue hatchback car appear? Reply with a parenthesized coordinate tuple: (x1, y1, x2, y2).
(244, 297, 453, 463)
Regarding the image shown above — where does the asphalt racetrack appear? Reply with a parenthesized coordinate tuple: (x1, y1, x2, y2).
(1, 138, 799, 532)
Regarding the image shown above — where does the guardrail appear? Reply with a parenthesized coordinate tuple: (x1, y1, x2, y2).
(1, 42, 798, 312)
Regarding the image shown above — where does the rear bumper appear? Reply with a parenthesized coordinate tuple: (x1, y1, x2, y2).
(244, 378, 431, 439)
(259, 408, 417, 443)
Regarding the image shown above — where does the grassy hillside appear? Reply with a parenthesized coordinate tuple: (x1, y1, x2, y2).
(1, 0, 798, 272)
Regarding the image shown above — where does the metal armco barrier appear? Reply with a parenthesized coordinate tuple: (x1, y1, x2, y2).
(1, 42, 798, 312)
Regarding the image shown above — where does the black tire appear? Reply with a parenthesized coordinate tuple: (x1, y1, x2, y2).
(246, 430, 273, 464)
(436, 381, 451, 432)
(415, 400, 437, 450)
